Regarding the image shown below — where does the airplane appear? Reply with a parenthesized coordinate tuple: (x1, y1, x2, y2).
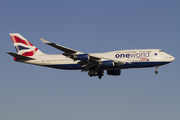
(7, 33, 175, 79)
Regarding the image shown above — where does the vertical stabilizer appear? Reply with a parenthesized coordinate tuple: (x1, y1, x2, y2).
(10, 33, 45, 56)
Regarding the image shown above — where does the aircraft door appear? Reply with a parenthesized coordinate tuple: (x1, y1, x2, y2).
(42, 58, 46, 64)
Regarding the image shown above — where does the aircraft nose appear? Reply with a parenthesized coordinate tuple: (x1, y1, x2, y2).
(169, 55, 175, 62)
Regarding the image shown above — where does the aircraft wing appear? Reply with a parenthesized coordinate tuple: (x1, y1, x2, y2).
(40, 38, 126, 69)
(40, 38, 82, 54)
(40, 38, 100, 61)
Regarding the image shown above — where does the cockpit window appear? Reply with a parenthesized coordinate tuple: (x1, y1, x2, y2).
(159, 50, 163, 52)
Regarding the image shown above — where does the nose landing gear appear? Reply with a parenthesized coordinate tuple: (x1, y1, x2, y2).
(155, 66, 159, 74)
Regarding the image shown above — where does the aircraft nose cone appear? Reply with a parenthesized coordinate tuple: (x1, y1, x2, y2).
(169, 55, 175, 62)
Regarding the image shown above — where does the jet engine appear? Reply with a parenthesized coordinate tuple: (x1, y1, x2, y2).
(72, 54, 90, 61)
(99, 60, 115, 67)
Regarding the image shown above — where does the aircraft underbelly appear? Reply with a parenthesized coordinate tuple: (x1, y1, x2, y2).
(43, 61, 170, 70)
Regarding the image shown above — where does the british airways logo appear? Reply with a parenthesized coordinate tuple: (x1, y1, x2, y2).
(115, 52, 150, 58)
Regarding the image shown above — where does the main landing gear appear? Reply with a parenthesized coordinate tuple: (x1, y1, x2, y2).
(155, 66, 159, 74)
(88, 69, 104, 79)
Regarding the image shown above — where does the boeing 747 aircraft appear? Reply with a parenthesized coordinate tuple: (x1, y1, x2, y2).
(7, 33, 175, 79)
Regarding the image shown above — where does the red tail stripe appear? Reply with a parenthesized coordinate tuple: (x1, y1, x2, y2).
(22, 48, 38, 56)
(11, 36, 34, 46)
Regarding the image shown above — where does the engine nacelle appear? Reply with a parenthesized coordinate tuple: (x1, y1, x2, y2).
(99, 60, 115, 67)
(107, 69, 121, 76)
(73, 54, 90, 61)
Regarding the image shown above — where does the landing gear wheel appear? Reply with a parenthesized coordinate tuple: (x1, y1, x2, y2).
(88, 68, 104, 79)
(155, 66, 159, 74)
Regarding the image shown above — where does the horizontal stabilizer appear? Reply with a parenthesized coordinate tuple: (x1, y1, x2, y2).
(6, 52, 35, 60)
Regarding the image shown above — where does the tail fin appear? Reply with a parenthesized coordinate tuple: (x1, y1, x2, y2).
(10, 33, 44, 56)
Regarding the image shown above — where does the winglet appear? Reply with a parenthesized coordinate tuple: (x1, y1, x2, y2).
(40, 38, 51, 44)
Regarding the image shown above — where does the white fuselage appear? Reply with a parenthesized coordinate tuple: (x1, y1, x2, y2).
(21, 49, 174, 70)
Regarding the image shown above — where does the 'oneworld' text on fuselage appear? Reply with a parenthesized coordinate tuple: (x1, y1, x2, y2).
(115, 52, 150, 58)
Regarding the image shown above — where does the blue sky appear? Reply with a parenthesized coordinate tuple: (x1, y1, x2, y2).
(1, 0, 180, 120)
